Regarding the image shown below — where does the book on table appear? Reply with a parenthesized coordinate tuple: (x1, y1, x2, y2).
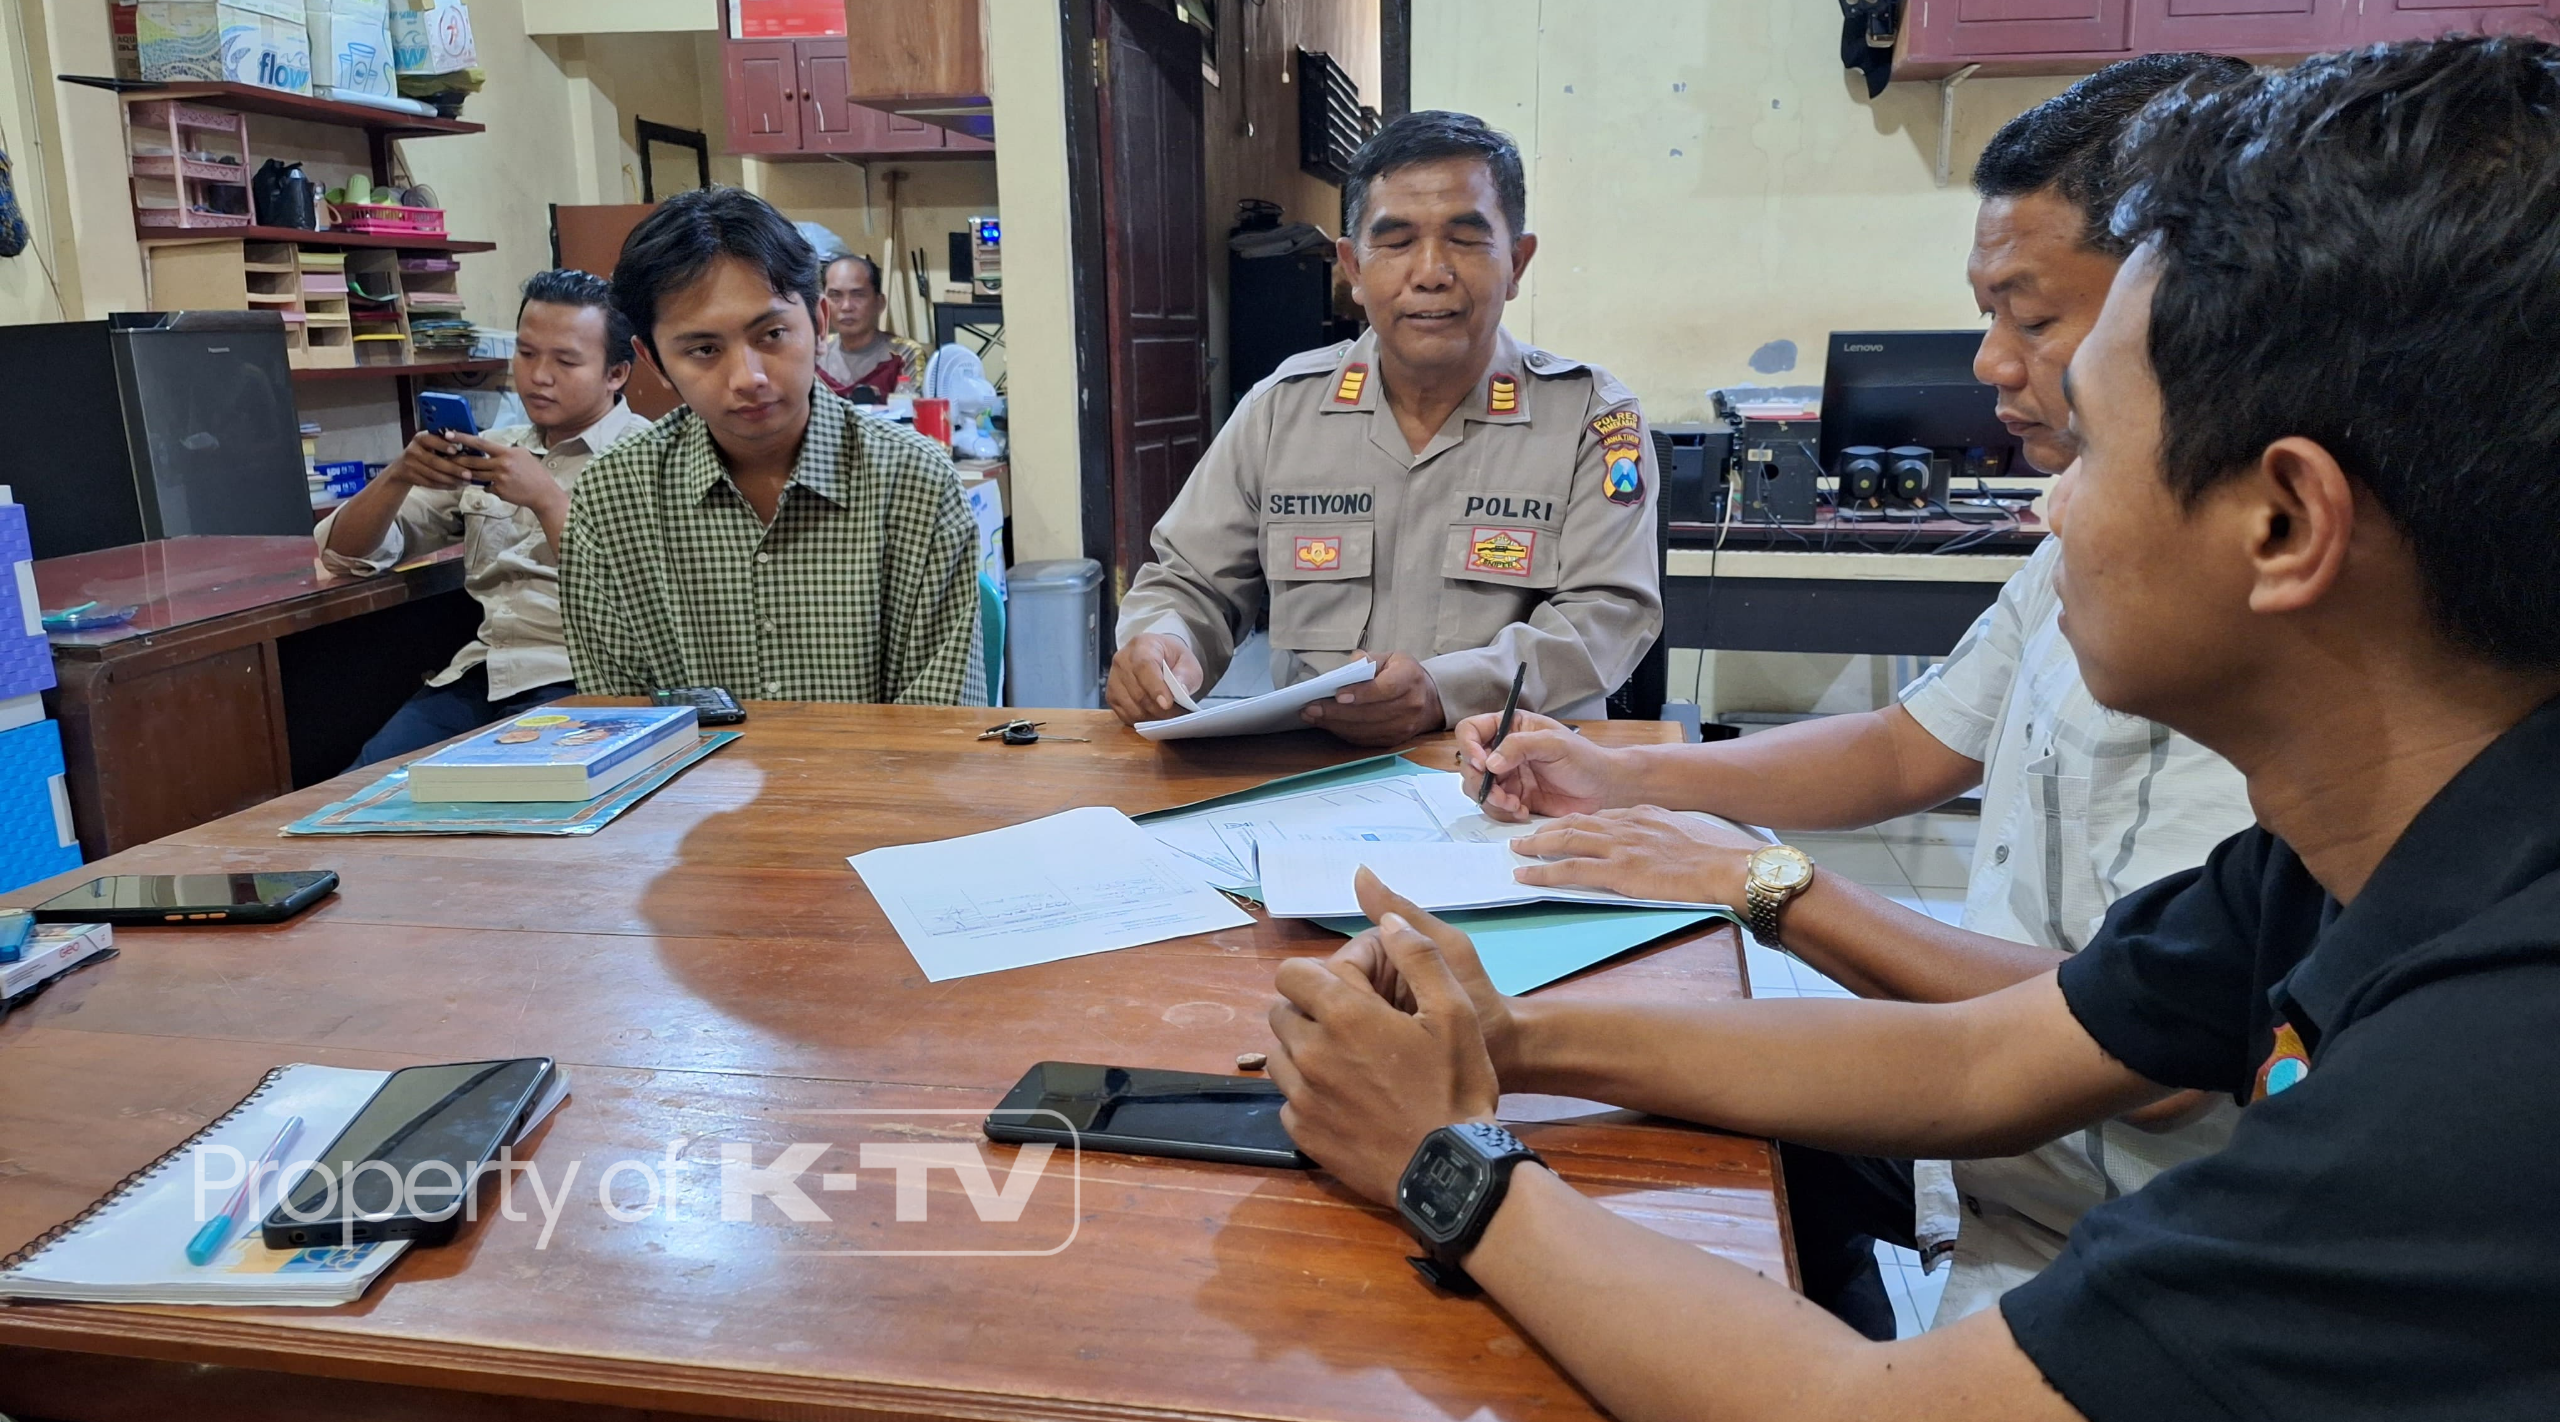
(405, 706, 698, 803)
(1, 922, 113, 1000)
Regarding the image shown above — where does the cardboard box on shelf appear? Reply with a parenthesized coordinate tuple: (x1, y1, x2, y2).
(390, 0, 477, 76)
(128, 0, 312, 94)
(307, 0, 394, 98)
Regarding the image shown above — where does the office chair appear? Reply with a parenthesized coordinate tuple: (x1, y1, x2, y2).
(1606, 430, 1696, 739)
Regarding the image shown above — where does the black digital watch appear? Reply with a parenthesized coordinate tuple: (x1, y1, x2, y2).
(1393, 1122, 1543, 1296)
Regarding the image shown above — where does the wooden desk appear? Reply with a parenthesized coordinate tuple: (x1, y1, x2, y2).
(0, 706, 1783, 1422)
(37, 536, 478, 858)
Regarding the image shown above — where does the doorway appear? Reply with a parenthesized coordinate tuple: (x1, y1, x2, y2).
(1083, 0, 1211, 596)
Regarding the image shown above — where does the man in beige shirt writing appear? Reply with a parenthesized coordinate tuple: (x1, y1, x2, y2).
(318, 269, 654, 765)
(1107, 111, 1663, 746)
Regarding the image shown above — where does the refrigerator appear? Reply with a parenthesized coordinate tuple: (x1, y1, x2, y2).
(0, 311, 313, 561)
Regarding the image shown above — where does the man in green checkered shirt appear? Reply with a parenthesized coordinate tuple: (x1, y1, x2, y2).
(562, 187, 983, 705)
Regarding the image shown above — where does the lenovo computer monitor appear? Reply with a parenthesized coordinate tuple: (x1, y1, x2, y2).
(1817, 330, 2022, 481)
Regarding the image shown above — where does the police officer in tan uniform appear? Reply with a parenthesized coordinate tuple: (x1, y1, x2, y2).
(1107, 111, 1663, 747)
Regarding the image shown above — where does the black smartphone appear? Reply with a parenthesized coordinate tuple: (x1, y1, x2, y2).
(653, 686, 746, 725)
(261, 1057, 555, 1250)
(28, 871, 338, 926)
(985, 1061, 1309, 1169)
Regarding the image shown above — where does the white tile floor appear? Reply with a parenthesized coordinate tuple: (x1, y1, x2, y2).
(1747, 809, 1981, 1339)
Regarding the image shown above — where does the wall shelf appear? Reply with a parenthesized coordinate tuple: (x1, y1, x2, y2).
(62, 75, 485, 140)
(291, 359, 508, 383)
(138, 225, 497, 253)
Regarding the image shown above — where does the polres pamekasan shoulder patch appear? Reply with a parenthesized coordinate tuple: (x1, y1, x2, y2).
(1591, 408, 1644, 506)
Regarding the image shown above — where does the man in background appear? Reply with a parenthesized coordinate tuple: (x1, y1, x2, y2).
(562, 187, 982, 705)
(1457, 54, 2257, 1336)
(320, 269, 651, 765)
(816, 253, 925, 401)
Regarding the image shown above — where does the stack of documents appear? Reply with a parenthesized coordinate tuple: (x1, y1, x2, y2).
(1136, 753, 1746, 992)
(0, 1062, 567, 1306)
(1143, 758, 1748, 916)
(1257, 839, 1726, 918)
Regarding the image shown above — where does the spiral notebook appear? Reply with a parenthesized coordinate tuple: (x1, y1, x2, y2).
(0, 1061, 568, 1306)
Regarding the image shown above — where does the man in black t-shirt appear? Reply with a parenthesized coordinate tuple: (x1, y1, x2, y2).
(1259, 35, 2560, 1422)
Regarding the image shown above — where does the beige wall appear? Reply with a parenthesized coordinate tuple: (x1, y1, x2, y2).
(1, 0, 149, 322)
(985, 0, 1079, 563)
(1414, 0, 2076, 716)
(1414, 0, 2072, 424)
(0, 2, 70, 326)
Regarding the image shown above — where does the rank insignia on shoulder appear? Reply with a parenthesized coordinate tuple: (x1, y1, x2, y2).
(1465, 527, 1537, 578)
(1591, 408, 1646, 506)
(1333, 363, 1369, 405)
(1488, 373, 1518, 414)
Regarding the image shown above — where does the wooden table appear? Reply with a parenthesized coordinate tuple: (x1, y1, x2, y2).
(37, 536, 477, 859)
(0, 706, 1784, 1422)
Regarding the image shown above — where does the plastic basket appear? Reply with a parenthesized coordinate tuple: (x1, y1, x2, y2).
(334, 202, 447, 235)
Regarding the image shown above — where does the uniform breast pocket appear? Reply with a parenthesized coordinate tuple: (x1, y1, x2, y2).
(1435, 502, 1564, 654)
(1263, 522, 1374, 653)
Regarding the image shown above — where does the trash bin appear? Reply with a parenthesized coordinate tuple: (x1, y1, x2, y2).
(1005, 558, 1104, 709)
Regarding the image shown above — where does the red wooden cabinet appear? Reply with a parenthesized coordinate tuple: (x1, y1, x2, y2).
(1916, 0, 2132, 58)
(1899, 0, 2560, 77)
(2359, 0, 2558, 41)
(723, 39, 996, 158)
(2133, 0, 2355, 52)
(726, 39, 802, 153)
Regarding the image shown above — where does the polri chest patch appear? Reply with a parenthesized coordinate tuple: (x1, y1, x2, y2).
(1294, 536, 1343, 571)
(1465, 527, 1537, 578)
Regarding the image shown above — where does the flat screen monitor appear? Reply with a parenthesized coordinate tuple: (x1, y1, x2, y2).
(1817, 330, 2022, 476)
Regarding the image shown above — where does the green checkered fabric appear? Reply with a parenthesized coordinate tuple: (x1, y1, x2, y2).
(560, 388, 985, 706)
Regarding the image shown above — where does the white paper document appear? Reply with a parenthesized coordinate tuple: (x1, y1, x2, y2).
(850, 806, 1254, 980)
(1146, 777, 1450, 888)
(1136, 659, 1379, 741)
(1258, 839, 1730, 918)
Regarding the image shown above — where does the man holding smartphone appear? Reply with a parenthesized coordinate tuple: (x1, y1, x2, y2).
(318, 269, 654, 767)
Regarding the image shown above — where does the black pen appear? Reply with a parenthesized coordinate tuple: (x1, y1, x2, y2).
(1475, 664, 1529, 805)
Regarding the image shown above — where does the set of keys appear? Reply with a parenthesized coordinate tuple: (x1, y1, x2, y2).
(978, 719, 1089, 746)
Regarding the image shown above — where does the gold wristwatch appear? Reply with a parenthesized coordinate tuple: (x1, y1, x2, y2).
(1741, 844, 1816, 948)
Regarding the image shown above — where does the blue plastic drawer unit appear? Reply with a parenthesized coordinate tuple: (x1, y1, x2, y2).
(0, 502, 58, 702)
(0, 717, 82, 894)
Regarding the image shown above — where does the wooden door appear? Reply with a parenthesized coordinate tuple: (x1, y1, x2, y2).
(799, 39, 864, 153)
(2356, 0, 2560, 40)
(1095, 0, 1208, 587)
(725, 39, 802, 153)
(2132, 0, 2352, 49)
(551, 203, 683, 420)
(1914, 0, 2133, 57)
